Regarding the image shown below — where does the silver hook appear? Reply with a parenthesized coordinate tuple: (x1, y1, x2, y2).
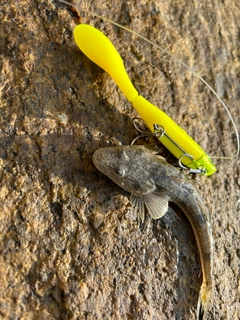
(152, 124, 165, 139)
(131, 118, 165, 145)
(132, 117, 151, 134)
(178, 154, 206, 175)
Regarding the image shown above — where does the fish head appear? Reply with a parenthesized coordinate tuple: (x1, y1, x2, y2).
(92, 145, 158, 196)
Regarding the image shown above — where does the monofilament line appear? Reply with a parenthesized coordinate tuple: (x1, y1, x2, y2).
(58, 0, 239, 160)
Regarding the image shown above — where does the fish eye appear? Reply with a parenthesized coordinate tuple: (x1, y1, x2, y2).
(118, 150, 129, 160)
(116, 168, 125, 177)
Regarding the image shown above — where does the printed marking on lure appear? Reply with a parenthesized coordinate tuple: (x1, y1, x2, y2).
(58, 0, 239, 175)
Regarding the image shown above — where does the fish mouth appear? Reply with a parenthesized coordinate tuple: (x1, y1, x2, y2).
(92, 148, 104, 170)
(92, 147, 113, 174)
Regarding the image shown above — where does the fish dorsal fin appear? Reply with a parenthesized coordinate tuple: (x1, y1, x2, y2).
(144, 144, 160, 155)
(130, 192, 169, 222)
(144, 144, 168, 163)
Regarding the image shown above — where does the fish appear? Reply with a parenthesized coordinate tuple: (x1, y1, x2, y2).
(93, 144, 213, 320)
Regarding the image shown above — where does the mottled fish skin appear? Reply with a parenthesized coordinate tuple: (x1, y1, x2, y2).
(93, 145, 213, 319)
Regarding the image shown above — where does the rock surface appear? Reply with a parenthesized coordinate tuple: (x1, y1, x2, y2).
(0, 0, 239, 319)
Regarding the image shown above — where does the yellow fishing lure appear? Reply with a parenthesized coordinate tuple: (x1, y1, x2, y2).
(74, 24, 216, 176)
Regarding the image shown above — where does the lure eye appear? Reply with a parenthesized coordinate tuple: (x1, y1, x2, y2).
(117, 168, 125, 177)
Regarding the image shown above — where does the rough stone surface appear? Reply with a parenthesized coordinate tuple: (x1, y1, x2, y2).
(0, 0, 239, 319)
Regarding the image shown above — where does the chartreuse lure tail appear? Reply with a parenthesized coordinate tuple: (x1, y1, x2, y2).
(74, 24, 216, 176)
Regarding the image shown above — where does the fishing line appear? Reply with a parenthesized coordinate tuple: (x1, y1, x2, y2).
(57, 0, 239, 160)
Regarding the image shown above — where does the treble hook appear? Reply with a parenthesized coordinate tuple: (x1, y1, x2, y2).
(178, 154, 207, 175)
(131, 118, 165, 145)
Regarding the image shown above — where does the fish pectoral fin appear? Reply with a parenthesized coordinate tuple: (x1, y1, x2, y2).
(130, 195, 145, 222)
(144, 192, 169, 219)
(130, 193, 169, 221)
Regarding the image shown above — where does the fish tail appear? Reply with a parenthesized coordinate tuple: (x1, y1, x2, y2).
(197, 283, 211, 320)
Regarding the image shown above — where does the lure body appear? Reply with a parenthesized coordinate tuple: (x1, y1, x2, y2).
(93, 144, 213, 320)
(74, 24, 216, 176)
